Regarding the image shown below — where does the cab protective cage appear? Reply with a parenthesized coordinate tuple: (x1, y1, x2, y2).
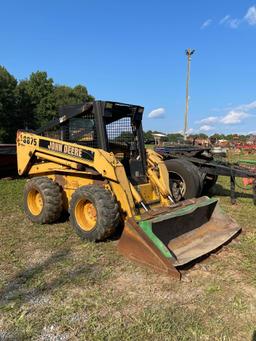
(36, 100, 147, 184)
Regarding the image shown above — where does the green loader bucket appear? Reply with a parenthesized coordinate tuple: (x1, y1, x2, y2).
(118, 197, 241, 279)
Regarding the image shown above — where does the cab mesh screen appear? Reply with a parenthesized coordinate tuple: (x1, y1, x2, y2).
(43, 113, 98, 148)
(106, 117, 133, 145)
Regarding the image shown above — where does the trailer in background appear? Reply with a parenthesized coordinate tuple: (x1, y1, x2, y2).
(156, 145, 256, 205)
(0, 144, 17, 177)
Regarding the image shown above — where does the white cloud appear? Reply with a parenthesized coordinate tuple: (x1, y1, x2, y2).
(196, 100, 256, 130)
(218, 6, 256, 30)
(220, 110, 249, 124)
(245, 6, 256, 25)
(201, 19, 212, 29)
(219, 13, 240, 29)
(148, 107, 165, 119)
(198, 110, 249, 126)
(236, 100, 256, 111)
(228, 18, 240, 29)
(199, 125, 213, 131)
(197, 116, 219, 125)
(219, 15, 230, 24)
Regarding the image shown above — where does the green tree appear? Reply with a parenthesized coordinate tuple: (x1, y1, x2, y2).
(0, 66, 17, 142)
(23, 71, 56, 127)
(0, 66, 95, 142)
(189, 133, 208, 139)
(166, 133, 184, 143)
(210, 133, 226, 140)
(15, 80, 35, 130)
(143, 130, 154, 141)
(54, 84, 94, 109)
(73, 85, 94, 102)
(114, 131, 133, 142)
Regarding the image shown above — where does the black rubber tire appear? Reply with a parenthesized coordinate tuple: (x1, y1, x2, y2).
(165, 159, 202, 201)
(24, 177, 63, 224)
(69, 185, 120, 241)
(202, 174, 218, 192)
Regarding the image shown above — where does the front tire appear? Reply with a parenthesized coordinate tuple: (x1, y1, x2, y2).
(69, 185, 120, 241)
(24, 177, 63, 224)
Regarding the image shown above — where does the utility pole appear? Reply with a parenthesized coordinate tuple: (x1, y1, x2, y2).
(184, 48, 195, 140)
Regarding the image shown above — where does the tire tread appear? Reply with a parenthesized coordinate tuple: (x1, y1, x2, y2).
(69, 185, 120, 241)
(24, 177, 63, 224)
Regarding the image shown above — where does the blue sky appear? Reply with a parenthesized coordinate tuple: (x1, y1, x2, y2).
(1, 0, 256, 134)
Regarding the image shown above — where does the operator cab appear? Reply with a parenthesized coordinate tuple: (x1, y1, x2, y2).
(37, 101, 147, 184)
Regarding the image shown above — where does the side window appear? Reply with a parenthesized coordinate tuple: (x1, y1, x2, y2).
(69, 117, 97, 147)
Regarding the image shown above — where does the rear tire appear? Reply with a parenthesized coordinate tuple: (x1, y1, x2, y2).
(24, 177, 63, 224)
(69, 185, 120, 241)
(165, 159, 202, 201)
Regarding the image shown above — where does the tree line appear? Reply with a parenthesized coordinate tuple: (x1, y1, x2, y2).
(0, 66, 94, 143)
(143, 131, 207, 143)
(144, 130, 252, 143)
(1, 65, 252, 144)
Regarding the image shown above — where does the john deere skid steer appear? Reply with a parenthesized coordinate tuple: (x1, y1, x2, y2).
(16, 101, 241, 278)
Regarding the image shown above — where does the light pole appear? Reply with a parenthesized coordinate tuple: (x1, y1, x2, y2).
(184, 48, 195, 140)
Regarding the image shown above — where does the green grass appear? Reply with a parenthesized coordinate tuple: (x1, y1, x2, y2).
(1, 169, 256, 340)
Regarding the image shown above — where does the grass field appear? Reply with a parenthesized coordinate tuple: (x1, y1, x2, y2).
(1, 171, 256, 340)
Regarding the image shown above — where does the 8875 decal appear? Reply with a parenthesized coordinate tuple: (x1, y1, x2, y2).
(22, 135, 37, 146)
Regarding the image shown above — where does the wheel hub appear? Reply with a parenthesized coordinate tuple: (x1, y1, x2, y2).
(75, 200, 97, 231)
(27, 189, 43, 216)
(169, 171, 186, 201)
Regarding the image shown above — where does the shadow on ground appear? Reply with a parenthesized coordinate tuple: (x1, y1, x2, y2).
(209, 183, 253, 200)
(0, 248, 101, 309)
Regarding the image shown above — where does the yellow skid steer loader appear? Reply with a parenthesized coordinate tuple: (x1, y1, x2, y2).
(16, 101, 241, 279)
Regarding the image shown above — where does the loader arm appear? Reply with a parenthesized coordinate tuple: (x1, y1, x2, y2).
(16, 130, 138, 217)
(146, 149, 172, 205)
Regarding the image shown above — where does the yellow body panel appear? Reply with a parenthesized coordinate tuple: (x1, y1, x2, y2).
(16, 131, 173, 220)
(136, 182, 159, 203)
